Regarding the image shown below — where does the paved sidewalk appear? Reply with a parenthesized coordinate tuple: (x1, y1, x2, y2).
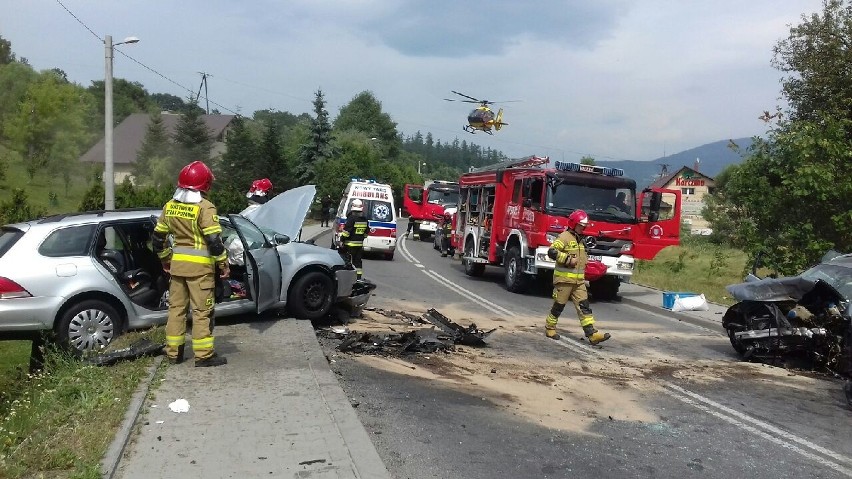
(110, 223, 391, 479)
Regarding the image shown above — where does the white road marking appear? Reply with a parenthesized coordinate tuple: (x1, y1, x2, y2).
(662, 386, 852, 477)
(664, 381, 852, 468)
(399, 233, 852, 473)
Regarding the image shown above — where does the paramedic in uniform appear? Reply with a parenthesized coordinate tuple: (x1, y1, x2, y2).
(339, 199, 368, 279)
(544, 210, 611, 345)
(153, 161, 229, 367)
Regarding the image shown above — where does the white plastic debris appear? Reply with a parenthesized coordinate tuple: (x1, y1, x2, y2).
(331, 325, 350, 334)
(168, 398, 190, 413)
(155, 420, 164, 424)
(672, 294, 710, 312)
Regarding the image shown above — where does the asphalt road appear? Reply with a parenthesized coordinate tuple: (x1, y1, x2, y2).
(316, 227, 852, 479)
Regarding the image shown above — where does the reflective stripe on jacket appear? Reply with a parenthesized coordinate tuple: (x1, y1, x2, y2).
(341, 213, 368, 247)
(154, 198, 225, 277)
(551, 229, 587, 284)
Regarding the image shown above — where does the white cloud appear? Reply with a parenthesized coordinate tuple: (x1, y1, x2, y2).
(0, 0, 824, 161)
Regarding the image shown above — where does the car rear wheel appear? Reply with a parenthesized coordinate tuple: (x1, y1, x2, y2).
(56, 299, 123, 354)
(288, 271, 334, 320)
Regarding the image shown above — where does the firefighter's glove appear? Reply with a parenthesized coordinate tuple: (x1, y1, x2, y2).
(556, 252, 569, 265)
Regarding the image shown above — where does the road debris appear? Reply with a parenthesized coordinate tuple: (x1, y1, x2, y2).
(365, 307, 427, 325)
(168, 399, 190, 413)
(325, 309, 495, 356)
(84, 338, 164, 366)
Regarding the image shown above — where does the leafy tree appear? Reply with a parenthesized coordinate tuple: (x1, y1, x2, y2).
(133, 110, 172, 186)
(333, 91, 402, 158)
(705, 0, 852, 273)
(151, 93, 189, 113)
(0, 35, 14, 65)
(3, 72, 95, 183)
(253, 109, 308, 129)
(580, 156, 596, 165)
(295, 89, 332, 186)
(87, 78, 152, 129)
(0, 62, 39, 138)
(172, 98, 213, 175)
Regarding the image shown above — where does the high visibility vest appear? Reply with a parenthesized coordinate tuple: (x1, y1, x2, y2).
(154, 198, 226, 277)
(341, 213, 368, 247)
(551, 229, 587, 284)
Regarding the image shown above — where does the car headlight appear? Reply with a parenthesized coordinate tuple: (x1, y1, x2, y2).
(620, 242, 633, 253)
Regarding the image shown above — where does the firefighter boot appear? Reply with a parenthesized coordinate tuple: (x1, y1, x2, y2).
(583, 325, 611, 345)
(545, 326, 560, 340)
(168, 345, 185, 365)
(195, 353, 228, 368)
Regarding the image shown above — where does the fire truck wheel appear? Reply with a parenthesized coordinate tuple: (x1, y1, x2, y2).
(504, 246, 528, 293)
(463, 240, 485, 277)
(419, 232, 432, 242)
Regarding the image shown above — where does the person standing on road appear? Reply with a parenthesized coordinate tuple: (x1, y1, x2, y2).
(320, 194, 334, 227)
(544, 209, 611, 345)
(339, 199, 368, 279)
(153, 160, 229, 367)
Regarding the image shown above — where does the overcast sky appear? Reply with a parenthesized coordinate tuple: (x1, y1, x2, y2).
(1, 0, 824, 162)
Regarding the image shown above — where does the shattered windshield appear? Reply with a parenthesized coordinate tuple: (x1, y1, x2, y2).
(546, 183, 636, 223)
(801, 263, 852, 300)
(427, 188, 459, 206)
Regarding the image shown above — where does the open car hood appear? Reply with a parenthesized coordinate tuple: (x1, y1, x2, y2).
(242, 184, 316, 240)
(727, 276, 827, 302)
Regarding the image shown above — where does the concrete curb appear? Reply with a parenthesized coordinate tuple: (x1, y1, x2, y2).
(100, 356, 163, 479)
(102, 225, 338, 478)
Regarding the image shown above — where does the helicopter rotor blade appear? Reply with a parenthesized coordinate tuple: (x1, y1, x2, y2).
(451, 90, 482, 102)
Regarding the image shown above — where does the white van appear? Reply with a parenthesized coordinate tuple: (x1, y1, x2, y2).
(332, 179, 397, 260)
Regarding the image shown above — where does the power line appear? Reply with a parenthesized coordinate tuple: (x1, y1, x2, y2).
(53, 0, 239, 115)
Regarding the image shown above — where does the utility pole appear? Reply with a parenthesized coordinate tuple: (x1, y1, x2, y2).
(196, 72, 211, 114)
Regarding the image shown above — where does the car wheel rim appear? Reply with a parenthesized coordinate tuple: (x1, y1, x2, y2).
(303, 282, 328, 311)
(508, 257, 517, 281)
(68, 308, 115, 351)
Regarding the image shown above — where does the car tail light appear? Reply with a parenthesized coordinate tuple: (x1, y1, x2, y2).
(0, 277, 32, 299)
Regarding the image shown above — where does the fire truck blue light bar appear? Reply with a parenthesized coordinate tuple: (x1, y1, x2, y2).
(554, 161, 624, 177)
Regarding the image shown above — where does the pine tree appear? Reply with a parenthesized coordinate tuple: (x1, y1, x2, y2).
(258, 116, 289, 192)
(133, 110, 171, 186)
(172, 98, 212, 175)
(295, 89, 332, 186)
(217, 116, 259, 196)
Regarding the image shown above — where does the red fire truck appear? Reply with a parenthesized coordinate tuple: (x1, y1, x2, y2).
(402, 180, 460, 241)
(454, 156, 681, 299)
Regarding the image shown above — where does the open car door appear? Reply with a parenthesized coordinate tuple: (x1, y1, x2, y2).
(403, 184, 424, 219)
(633, 188, 681, 260)
(228, 214, 283, 313)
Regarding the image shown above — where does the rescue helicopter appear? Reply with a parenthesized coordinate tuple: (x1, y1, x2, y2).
(443, 90, 518, 135)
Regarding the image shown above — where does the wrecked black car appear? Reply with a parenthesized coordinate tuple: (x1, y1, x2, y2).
(722, 254, 852, 376)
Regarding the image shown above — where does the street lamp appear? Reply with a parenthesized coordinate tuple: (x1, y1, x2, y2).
(418, 161, 426, 175)
(104, 35, 139, 210)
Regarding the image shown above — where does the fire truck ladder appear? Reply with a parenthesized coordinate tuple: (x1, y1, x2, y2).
(469, 155, 549, 173)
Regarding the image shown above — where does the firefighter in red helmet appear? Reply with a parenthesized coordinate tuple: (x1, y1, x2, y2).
(544, 209, 611, 345)
(152, 161, 229, 367)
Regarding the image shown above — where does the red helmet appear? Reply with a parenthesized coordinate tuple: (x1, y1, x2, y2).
(250, 178, 273, 195)
(566, 210, 589, 229)
(177, 161, 215, 192)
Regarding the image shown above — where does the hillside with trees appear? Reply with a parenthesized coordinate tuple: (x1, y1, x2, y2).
(0, 34, 506, 219)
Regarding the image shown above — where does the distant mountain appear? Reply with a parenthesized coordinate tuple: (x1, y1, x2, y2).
(598, 137, 754, 188)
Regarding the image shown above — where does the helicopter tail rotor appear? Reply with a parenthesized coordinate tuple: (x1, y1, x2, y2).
(494, 108, 507, 130)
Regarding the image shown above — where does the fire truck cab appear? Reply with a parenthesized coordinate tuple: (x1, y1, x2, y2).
(455, 156, 681, 299)
(403, 180, 460, 241)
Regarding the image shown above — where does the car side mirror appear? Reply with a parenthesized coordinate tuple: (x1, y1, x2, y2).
(273, 233, 290, 245)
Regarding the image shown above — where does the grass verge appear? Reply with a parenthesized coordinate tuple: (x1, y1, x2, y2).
(631, 236, 751, 306)
(0, 328, 164, 479)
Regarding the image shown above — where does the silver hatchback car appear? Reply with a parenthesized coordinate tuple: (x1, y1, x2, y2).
(0, 194, 363, 353)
